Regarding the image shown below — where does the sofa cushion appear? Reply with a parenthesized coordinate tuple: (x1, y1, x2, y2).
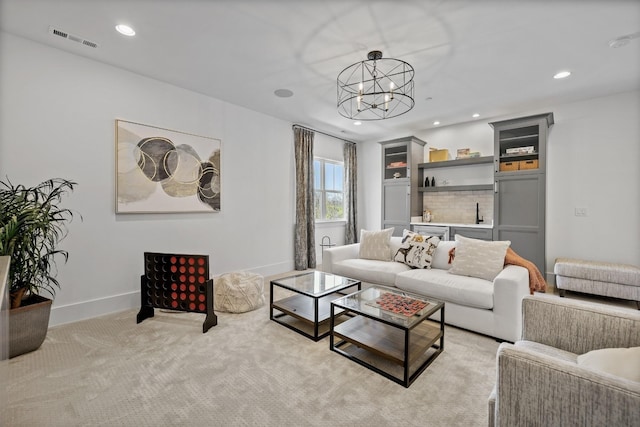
(554, 258, 640, 287)
(359, 228, 394, 261)
(449, 235, 510, 281)
(431, 240, 456, 271)
(332, 259, 409, 287)
(395, 268, 494, 309)
(393, 230, 440, 269)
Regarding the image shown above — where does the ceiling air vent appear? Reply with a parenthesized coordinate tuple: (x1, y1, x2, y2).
(48, 26, 99, 49)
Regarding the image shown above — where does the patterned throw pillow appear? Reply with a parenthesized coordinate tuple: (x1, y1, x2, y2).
(359, 228, 394, 261)
(393, 230, 440, 269)
(448, 234, 511, 281)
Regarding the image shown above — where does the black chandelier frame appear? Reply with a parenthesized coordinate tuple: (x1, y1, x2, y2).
(337, 50, 415, 121)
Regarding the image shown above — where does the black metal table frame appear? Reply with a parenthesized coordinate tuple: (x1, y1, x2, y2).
(330, 299, 444, 387)
(269, 275, 361, 342)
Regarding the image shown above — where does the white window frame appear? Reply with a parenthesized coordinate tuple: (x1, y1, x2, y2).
(314, 157, 345, 222)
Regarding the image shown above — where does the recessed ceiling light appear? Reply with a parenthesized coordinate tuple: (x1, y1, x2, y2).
(472, 113, 480, 118)
(353, 121, 362, 126)
(274, 89, 293, 98)
(609, 36, 631, 48)
(433, 121, 440, 126)
(608, 32, 640, 48)
(553, 71, 571, 79)
(115, 24, 135, 36)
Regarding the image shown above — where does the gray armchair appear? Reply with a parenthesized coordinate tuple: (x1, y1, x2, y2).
(488, 295, 640, 426)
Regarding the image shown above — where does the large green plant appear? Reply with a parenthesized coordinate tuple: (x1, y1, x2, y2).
(0, 178, 78, 306)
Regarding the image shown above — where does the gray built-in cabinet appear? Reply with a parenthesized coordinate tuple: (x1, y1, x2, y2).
(380, 136, 426, 236)
(490, 112, 554, 275)
(449, 226, 493, 241)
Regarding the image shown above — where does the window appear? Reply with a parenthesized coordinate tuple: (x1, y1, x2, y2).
(313, 158, 344, 221)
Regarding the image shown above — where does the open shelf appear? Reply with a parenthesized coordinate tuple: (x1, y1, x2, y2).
(272, 292, 345, 325)
(333, 316, 442, 366)
(499, 133, 538, 142)
(418, 155, 493, 169)
(419, 184, 493, 192)
(499, 152, 538, 161)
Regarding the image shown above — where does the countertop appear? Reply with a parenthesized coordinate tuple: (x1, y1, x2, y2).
(410, 221, 493, 229)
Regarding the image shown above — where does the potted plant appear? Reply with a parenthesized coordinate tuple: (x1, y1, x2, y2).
(0, 178, 78, 357)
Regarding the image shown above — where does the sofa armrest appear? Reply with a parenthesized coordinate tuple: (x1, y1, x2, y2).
(495, 343, 640, 427)
(322, 243, 360, 273)
(491, 265, 530, 342)
(521, 295, 640, 354)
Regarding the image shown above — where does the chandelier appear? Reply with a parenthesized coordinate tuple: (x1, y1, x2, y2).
(337, 50, 415, 121)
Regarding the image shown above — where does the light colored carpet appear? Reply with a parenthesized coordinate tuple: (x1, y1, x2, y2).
(7, 283, 500, 426)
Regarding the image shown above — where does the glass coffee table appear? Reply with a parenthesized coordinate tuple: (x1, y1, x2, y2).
(270, 271, 361, 341)
(330, 285, 444, 387)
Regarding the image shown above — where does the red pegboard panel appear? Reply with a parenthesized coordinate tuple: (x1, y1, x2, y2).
(137, 252, 217, 333)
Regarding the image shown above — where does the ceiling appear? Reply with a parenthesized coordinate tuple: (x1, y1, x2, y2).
(1, 0, 639, 142)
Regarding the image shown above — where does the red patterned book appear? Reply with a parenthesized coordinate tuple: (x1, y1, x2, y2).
(372, 292, 428, 317)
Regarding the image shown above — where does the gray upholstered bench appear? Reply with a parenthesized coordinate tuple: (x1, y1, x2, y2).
(554, 258, 640, 308)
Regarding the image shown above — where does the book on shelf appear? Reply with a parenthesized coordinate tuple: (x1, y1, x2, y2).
(505, 146, 535, 154)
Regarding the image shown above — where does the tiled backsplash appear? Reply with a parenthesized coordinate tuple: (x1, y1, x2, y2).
(422, 190, 494, 224)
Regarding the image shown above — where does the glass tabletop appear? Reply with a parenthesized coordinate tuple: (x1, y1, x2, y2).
(271, 271, 359, 297)
(331, 285, 443, 328)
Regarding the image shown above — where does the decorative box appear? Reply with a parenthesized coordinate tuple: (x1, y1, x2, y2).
(429, 149, 449, 162)
(499, 161, 519, 172)
(519, 159, 539, 170)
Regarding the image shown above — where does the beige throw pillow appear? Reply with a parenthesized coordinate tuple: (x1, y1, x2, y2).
(448, 234, 510, 281)
(577, 347, 640, 382)
(359, 228, 394, 261)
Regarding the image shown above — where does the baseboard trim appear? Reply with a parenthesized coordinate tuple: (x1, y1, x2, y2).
(49, 261, 295, 327)
(50, 291, 139, 327)
(218, 261, 294, 279)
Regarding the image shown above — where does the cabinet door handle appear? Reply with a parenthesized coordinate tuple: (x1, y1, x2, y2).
(494, 181, 498, 193)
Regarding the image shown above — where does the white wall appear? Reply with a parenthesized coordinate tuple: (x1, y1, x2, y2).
(544, 91, 639, 269)
(0, 33, 296, 325)
(359, 90, 640, 276)
(357, 140, 383, 233)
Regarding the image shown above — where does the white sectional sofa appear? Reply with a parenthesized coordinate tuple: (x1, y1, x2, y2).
(322, 236, 531, 342)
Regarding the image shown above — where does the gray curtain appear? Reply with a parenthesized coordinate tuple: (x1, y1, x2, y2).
(344, 142, 358, 244)
(294, 127, 316, 270)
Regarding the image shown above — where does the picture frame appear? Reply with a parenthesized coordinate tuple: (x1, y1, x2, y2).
(115, 119, 221, 213)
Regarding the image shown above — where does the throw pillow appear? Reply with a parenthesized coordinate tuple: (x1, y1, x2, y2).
(359, 228, 394, 261)
(431, 240, 456, 270)
(448, 235, 511, 281)
(577, 347, 640, 382)
(393, 230, 440, 269)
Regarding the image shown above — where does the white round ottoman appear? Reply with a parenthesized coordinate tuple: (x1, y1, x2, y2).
(214, 271, 265, 313)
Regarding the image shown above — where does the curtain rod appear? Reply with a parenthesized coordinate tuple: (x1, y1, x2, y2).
(292, 124, 355, 144)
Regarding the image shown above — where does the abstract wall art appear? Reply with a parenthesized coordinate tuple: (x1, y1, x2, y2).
(116, 120, 221, 213)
